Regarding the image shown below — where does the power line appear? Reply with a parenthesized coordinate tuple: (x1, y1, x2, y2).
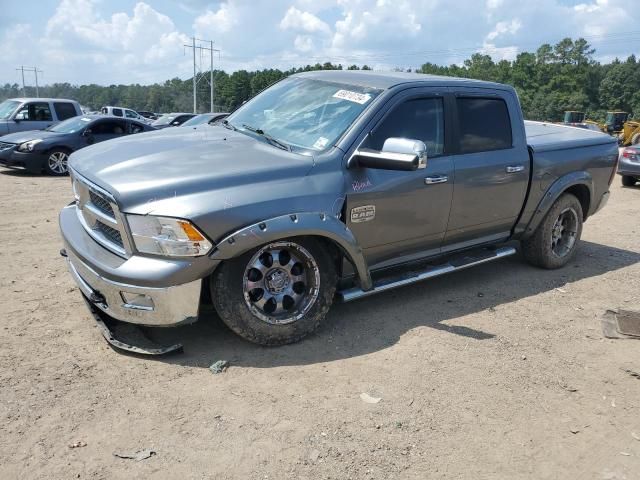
(184, 37, 221, 113)
(16, 66, 44, 97)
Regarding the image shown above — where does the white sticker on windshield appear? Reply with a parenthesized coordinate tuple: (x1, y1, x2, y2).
(333, 90, 372, 105)
(313, 137, 329, 149)
(81, 118, 91, 122)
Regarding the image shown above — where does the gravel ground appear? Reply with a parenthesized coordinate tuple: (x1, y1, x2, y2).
(0, 166, 639, 480)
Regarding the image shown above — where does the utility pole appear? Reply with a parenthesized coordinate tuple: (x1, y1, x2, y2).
(184, 38, 220, 113)
(210, 40, 214, 113)
(15, 66, 44, 97)
(192, 37, 196, 114)
(17, 66, 26, 97)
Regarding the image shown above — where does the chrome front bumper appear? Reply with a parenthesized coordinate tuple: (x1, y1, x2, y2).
(64, 248, 201, 327)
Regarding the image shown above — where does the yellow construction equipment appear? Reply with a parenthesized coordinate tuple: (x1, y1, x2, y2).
(563, 111, 585, 124)
(603, 111, 629, 135)
(619, 120, 640, 146)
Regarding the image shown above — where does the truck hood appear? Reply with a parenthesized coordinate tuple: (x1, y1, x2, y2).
(69, 125, 315, 212)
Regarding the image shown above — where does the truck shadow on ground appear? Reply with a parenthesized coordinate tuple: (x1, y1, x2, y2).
(149, 240, 640, 369)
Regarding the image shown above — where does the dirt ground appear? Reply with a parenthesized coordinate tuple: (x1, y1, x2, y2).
(0, 166, 639, 480)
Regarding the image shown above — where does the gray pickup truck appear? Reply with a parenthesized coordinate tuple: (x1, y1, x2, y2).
(59, 71, 618, 348)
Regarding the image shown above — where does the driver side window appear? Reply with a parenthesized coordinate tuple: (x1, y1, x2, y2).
(15, 102, 53, 122)
(368, 98, 444, 157)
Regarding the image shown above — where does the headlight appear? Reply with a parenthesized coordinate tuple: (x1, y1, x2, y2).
(17, 139, 43, 152)
(127, 215, 213, 257)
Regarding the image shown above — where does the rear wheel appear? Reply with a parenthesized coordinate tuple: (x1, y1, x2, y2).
(44, 149, 70, 176)
(211, 238, 337, 345)
(622, 175, 637, 187)
(522, 193, 583, 269)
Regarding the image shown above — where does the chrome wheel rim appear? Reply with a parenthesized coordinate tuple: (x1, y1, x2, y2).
(551, 207, 578, 257)
(48, 151, 68, 174)
(243, 241, 320, 325)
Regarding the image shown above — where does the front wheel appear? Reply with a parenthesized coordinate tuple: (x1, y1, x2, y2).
(44, 149, 70, 176)
(522, 193, 583, 269)
(622, 175, 637, 187)
(211, 238, 337, 345)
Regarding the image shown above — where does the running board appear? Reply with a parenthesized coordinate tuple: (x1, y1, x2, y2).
(338, 246, 516, 303)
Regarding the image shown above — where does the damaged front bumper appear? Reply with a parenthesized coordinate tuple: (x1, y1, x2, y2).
(59, 204, 218, 328)
(63, 247, 202, 326)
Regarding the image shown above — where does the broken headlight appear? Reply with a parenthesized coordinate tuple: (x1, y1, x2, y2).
(126, 215, 213, 257)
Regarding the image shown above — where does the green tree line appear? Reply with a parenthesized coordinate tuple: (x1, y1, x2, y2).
(1, 38, 638, 122)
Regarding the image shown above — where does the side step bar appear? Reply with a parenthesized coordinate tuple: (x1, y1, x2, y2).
(338, 246, 517, 303)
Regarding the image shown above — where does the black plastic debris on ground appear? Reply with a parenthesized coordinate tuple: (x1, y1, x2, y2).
(113, 449, 156, 461)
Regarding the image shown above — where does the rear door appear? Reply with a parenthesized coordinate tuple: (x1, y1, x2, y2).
(345, 87, 455, 268)
(11, 101, 54, 133)
(443, 90, 529, 250)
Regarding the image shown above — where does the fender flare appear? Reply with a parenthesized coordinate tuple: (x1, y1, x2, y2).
(210, 212, 373, 291)
(522, 171, 594, 238)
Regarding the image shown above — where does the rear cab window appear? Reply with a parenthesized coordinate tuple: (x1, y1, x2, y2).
(54, 102, 78, 121)
(456, 97, 512, 153)
(112, 108, 123, 117)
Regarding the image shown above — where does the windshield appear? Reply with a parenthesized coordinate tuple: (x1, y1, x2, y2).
(152, 115, 176, 126)
(227, 77, 381, 151)
(182, 115, 212, 127)
(0, 100, 21, 120)
(47, 116, 92, 133)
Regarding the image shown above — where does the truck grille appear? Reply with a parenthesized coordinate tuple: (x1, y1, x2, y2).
(89, 190, 115, 217)
(72, 171, 129, 257)
(0, 142, 15, 152)
(95, 220, 123, 245)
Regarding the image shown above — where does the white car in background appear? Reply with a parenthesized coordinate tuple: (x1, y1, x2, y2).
(100, 106, 150, 124)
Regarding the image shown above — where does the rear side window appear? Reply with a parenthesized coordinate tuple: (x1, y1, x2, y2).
(369, 97, 445, 157)
(112, 108, 123, 117)
(456, 97, 512, 154)
(91, 120, 127, 135)
(54, 102, 77, 120)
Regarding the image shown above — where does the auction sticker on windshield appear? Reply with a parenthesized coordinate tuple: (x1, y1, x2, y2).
(333, 90, 372, 105)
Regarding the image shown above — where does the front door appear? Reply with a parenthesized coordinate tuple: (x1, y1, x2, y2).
(11, 101, 53, 133)
(87, 119, 129, 144)
(443, 92, 530, 250)
(345, 90, 454, 269)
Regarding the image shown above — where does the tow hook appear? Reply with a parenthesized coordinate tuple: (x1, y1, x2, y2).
(89, 292, 107, 304)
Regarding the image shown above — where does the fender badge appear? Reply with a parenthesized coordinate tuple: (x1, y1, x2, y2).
(350, 205, 375, 223)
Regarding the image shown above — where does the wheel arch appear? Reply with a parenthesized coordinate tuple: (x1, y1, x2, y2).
(522, 171, 593, 239)
(210, 212, 373, 291)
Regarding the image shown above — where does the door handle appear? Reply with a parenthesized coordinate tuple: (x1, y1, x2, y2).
(424, 175, 448, 185)
(506, 165, 525, 173)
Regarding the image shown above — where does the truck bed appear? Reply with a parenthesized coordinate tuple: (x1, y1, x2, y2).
(525, 120, 615, 152)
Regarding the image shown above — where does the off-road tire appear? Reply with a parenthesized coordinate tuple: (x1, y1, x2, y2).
(631, 133, 640, 146)
(522, 193, 583, 269)
(211, 237, 337, 345)
(622, 175, 637, 187)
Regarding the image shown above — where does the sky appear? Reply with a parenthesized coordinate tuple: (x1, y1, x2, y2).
(1, 0, 639, 86)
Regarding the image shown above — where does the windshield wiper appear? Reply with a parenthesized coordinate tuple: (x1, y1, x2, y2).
(221, 119, 237, 131)
(241, 124, 291, 151)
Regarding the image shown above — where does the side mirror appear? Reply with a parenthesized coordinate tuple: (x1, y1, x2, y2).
(350, 137, 427, 171)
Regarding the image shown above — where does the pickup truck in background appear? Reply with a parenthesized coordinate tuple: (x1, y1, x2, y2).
(59, 71, 618, 349)
(0, 98, 82, 136)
